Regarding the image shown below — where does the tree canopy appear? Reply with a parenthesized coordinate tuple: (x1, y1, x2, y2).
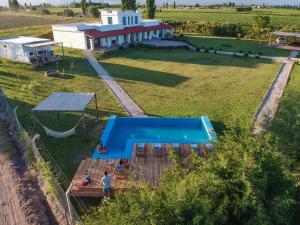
(121, 0, 137, 11)
(146, 0, 156, 19)
(83, 126, 296, 225)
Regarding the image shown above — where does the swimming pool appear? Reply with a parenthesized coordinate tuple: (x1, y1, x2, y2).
(92, 116, 217, 159)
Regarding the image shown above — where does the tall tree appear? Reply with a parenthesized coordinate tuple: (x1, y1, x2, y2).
(121, 0, 137, 11)
(173, 1, 176, 8)
(146, 0, 156, 19)
(80, 0, 88, 15)
(8, 0, 19, 12)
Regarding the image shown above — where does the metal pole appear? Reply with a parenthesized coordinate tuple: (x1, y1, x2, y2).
(95, 93, 99, 121)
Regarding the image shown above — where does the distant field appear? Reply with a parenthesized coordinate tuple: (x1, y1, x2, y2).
(155, 8, 300, 29)
(98, 48, 281, 131)
(0, 11, 95, 30)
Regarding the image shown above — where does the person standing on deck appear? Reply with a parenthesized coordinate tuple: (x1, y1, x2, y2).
(100, 170, 114, 199)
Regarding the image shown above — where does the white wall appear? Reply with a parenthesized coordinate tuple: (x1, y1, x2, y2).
(53, 30, 86, 49)
(0, 42, 28, 63)
(101, 10, 142, 27)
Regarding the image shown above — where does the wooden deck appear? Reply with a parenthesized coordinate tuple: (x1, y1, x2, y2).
(69, 143, 207, 197)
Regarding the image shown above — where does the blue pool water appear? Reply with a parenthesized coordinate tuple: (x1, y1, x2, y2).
(92, 116, 217, 159)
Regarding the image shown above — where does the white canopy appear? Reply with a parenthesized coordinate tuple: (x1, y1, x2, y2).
(32, 92, 95, 112)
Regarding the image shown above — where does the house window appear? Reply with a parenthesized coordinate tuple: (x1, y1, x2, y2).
(131, 16, 133, 25)
(107, 17, 113, 25)
(128, 17, 130, 25)
(122, 16, 126, 25)
(154, 30, 157, 35)
(38, 50, 43, 55)
(29, 52, 33, 56)
(135, 16, 138, 24)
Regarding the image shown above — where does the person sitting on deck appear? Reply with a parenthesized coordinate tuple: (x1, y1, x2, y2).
(100, 170, 114, 198)
(82, 170, 91, 186)
(97, 140, 107, 153)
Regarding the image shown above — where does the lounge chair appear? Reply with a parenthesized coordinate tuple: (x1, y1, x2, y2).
(136, 143, 145, 157)
(154, 143, 163, 157)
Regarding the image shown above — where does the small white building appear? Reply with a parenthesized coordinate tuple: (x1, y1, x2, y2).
(52, 10, 172, 50)
(0, 36, 61, 65)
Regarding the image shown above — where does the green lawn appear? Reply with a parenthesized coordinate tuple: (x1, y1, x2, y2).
(98, 47, 281, 131)
(181, 35, 290, 57)
(0, 48, 125, 178)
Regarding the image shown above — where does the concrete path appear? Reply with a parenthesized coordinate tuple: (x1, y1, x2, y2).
(142, 39, 189, 47)
(253, 51, 298, 134)
(84, 50, 146, 117)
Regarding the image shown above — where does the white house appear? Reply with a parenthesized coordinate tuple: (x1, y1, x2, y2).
(52, 10, 172, 50)
(0, 36, 61, 65)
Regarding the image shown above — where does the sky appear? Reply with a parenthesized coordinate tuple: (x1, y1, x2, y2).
(1, 0, 300, 7)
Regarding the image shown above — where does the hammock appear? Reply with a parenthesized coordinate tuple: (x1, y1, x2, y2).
(33, 116, 83, 138)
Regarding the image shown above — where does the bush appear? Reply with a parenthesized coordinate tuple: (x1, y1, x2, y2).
(214, 50, 217, 54)
(201, 45, 205, 49)
(196, 47, 200, 52)
(129, 42, 136, 48)
(119, 45, 124, 50)
(209, 46, 214, 50)
(58, 9, 74, 17)
(248, 51, 252, 54)
(88, 6, 99, 18)
(179, 33, 184, 37)
(239, 50, 243, 53)
(255, 54, 260, 58)
(41, 9, 50, 15)
(218, 48, 222, 51)
(258, 52, 262, 56)
(244, 53, 249, 57)
(204, 48, 209, 53)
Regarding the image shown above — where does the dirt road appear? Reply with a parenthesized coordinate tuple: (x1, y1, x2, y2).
(0, 128, 28, 225)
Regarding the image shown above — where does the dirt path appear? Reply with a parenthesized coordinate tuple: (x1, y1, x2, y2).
(0, 134, 27, 225)
(253, 51, 298, 134)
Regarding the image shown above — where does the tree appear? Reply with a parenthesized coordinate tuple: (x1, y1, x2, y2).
(8, 0, 19, 12)
(146, 0, 156, 19)
(121, 0, 136, 11)
(254, 15, 271, 29)
(83, 126, 296, 225)
(173, 1, 176, 8)
(80, 0, 88, 15)
(88, 6, 99, 18)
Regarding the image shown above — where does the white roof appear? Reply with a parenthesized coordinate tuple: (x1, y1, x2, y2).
(0, 36, 50, 45)
(32, 92, 95, 112)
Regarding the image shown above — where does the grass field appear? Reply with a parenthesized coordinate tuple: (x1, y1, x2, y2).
(182, 35, 290, 56)
(97, 47, 281, 131)
(0, 48, 125, 178)
(155, 8, 300, 29)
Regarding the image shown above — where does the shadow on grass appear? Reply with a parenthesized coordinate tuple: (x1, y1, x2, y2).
(101, 61, 189, 87)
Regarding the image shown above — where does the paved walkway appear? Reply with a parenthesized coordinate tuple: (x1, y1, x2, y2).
(253, 51, 298, 134)
(84, 50, 146, 117)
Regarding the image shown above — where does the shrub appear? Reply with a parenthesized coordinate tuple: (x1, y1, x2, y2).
(258, 52, 262, 56)
(119, 45, 124, 50)
(244, 53, 249, 57)
(129, 42, 136, 48)
(201, 45, 205, 49)
(239, 50, 243, 53)
(209, 46, 214, 50)
(255, 54, 260, 58)
(214, 50, 217, 54)
(179, 33, 184, 37)
(88, 6, 99, 18)
(196, 47, 200, 52)
(248, 51, 252, 54)
(62, 9, 74, 17)
(41, 9, 50, 15)
(218, 48, 222, 51)
(204, 48, 209, 53)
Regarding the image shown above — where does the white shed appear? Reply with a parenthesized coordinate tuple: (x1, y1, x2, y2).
(0, 36, 62, 65)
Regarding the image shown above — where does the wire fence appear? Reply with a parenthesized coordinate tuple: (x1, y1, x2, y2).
(0, 89, 85, 225)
